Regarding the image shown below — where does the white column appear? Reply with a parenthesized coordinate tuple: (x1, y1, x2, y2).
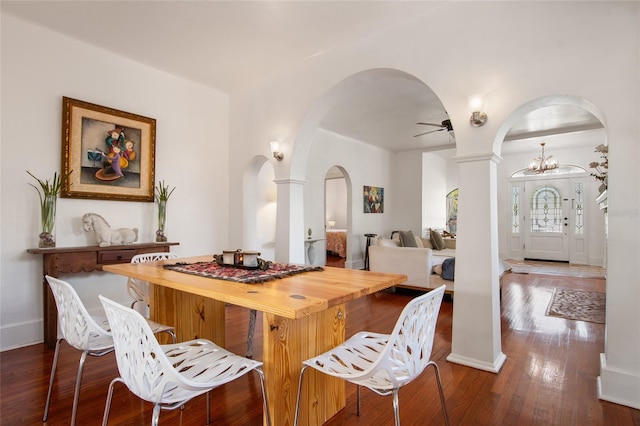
(447, 153, 506, 373)
(274, 178, 306, 264)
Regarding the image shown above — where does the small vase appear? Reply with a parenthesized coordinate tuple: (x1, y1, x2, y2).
(39, 194, 57, 248)
(156, 199, 167, 242)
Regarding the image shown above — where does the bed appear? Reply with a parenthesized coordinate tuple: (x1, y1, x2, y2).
(326, 229, 347, 258)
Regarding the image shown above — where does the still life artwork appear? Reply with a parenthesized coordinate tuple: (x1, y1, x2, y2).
(61, 97, 156, 202)
(363, 185, 384, 213)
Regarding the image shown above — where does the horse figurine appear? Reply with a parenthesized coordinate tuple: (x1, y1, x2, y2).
(82, 213, 138, 247)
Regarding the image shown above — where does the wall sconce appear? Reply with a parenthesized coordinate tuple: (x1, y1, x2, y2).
(270, 141, 284, 161)
(468, 96, 488, 127)
(327, 220, 336, 229)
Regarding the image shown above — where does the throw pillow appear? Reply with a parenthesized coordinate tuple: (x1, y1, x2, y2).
(399, 230, 418, 247)
(414, 236, 424, 248)
(420, 237, 433, 249)
(378, 238, 398, 247)
(430, 229, 445, 250)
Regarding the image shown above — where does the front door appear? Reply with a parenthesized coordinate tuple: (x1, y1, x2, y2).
(524, 179, 570, 261)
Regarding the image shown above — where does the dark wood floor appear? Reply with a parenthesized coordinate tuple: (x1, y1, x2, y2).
(2, 272, 639, 425)
(325, 253, 345, 268)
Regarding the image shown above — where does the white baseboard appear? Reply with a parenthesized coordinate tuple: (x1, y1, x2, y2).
(0, 319, 43, 352)
(446, 351, 507, 373)
(345, 259, 364, 270)
(0, 306, 110, 352)
(598, 353, 640, 409)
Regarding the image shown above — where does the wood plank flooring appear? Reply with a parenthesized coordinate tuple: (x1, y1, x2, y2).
(2, 271, 639, 425)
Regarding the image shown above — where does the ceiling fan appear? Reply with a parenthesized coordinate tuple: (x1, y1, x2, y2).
(413, 119, 454, 138)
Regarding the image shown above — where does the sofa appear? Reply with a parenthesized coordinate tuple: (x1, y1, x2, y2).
(368, 230, 457, 294)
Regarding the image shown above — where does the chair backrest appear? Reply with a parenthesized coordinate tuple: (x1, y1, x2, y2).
(127, 252, 179, 303)
(99, 295, 183, 404)
(45, 275, 112, 351)
(131, 252, 180, 264)
(375, 285, 446, 388)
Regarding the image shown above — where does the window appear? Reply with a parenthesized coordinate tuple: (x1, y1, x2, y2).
(574, 182, 584, 235)
(512, 186, 520, 233)
(530, 185, 562, 233)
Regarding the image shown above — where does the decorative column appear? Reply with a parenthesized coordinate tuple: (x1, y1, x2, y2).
(447, 153, 506, 373)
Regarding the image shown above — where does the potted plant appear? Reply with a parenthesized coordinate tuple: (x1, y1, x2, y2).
(588, 144, 608, 194)
(27, 170, 72, 247)
(155, 180, 175, 242)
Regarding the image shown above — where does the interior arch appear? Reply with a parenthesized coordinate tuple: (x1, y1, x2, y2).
(242, 155, 277, 260)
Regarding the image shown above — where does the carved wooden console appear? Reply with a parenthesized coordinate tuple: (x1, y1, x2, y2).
(27, 242, 179, 348)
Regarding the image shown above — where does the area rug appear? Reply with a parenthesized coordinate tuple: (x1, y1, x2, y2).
(164, 261, 323, 284)
(546, 288, 606, 324)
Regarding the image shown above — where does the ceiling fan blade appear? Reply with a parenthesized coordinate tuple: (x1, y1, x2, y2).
(416, 122, 445, 127)
(413, 128, 445, 137)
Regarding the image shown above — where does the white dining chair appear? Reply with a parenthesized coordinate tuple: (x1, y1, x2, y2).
(43, 276, 114, 426)
(99, 295, 271, 426)
(294, 285, 449, 426)
(127, 252, 178, 343)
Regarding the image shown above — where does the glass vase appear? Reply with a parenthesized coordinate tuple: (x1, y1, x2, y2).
(156, 199, 167, 242)
(39, 194, 57, 248)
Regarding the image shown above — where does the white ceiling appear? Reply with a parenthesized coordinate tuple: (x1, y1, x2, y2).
(2, 1, 604, 153)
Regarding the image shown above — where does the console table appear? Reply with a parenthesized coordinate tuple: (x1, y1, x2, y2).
(27, 242, 179, 348)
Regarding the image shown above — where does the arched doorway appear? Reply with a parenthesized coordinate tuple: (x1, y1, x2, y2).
(495, 96, 608, 268)
(290, 68, 451, 267)
(243, 155, 277, 261)
(324, 166, 348, 267)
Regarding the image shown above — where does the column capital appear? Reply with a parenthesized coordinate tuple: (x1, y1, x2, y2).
(453, 152, 503, 164)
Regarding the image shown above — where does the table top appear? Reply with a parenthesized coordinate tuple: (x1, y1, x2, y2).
(103, 255, 407, 319)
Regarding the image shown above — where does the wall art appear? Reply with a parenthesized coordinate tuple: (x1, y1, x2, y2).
(61, 96, 156, 202)
(363, 185, 384, 213)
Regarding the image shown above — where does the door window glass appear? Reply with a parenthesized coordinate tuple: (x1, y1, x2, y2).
(531, 185, 562, 233)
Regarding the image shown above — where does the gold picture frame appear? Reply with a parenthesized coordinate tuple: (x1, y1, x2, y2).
(61, 96, 156, 202)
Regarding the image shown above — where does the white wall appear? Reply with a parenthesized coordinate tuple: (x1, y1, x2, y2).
(304, 129, 393, 268)
(325, 178, 347, 230)
(255, 163, 276, 261)
(422, 152, 448, 235)
(0, 15, 229, 350)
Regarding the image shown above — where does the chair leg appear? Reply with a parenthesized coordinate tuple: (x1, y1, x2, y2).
(293, 365, 310, 426)
(70, 350, 89, 426)
(246, 309, 257, 357)
(166, 329, 177, 344)
(206, 391, 210, 425)
(392, 388, 400, 426)
(428, 361, 450, 426)
(102, 377, 124, 426)
(151, 403, 161, 426)
(43, 338, 62, 422)
(356, 385, 362, 416)
(255, 368, 272, 426)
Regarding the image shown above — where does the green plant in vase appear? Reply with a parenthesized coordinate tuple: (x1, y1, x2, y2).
(155, 180, 175, 242)
(27, 170, 72, 248)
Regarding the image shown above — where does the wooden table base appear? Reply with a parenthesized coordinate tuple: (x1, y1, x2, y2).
(152, 285, 346, 426)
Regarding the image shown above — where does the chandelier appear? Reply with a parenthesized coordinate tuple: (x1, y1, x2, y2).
(527, 142, 558, 174)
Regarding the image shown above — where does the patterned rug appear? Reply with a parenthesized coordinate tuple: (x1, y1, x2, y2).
(164, 261, 323, 284)
(546, 288, 606, 324)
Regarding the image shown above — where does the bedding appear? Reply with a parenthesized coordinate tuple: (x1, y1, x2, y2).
(326, 229, 347, 258)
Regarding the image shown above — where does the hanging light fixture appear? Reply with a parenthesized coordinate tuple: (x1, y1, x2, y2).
(527, 142, 558, 174)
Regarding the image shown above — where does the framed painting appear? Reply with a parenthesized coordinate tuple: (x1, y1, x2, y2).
(60, 96, 156, 202)
(363, 185, 384, 213)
